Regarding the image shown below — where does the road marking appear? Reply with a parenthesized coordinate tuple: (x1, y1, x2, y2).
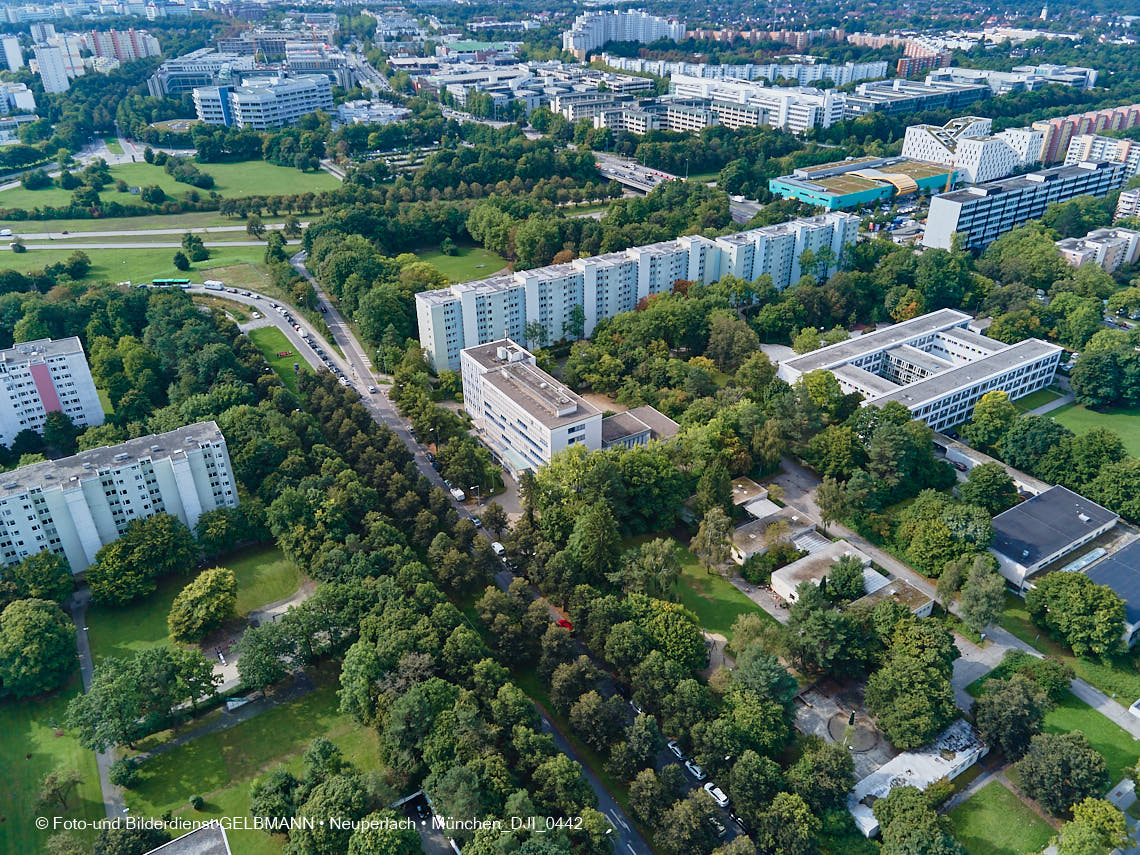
(608, 810, 628, 830)
(626, 844, 636, 855)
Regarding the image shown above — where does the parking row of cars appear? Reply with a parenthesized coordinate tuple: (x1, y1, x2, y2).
(665, 739, 744, 835)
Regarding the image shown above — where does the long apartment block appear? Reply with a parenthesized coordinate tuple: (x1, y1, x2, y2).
(777, 309, 1062, 433)
(0, 421, 238, 572)
(0, 337, 104, 447)
(417, 213, 859, 371)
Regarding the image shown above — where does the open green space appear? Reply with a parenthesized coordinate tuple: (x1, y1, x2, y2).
(997, 593, 1140, 701)
(0, 161, 338, 212)
(0, 211, 290, 234)
(0, 675, 104, 855)
(1042, 692, 1139, 784)
(103, 138, 124, 155)
(126, 666, 392, 855)
(947, 780, 1054, 855)
(86, 545, 302, 662)
(1013, 388, 1062, 413)
(248, 326, 313, 394)
(419, 244, 507, 282)
(1049, 402, 1140, 457)
(673, 542, 777, 641)
(97, 388, 114, 415)
(0, 244, 272, 288)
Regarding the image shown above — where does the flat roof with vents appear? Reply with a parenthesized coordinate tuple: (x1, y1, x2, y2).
(991, 485, 1118, 570)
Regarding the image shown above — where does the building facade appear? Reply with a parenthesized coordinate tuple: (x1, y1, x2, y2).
(194, 74, 332, 129)
(147, 48, 254, 97)
(1034, 102, 1140, 163)
(1056, 227, 1140, 273)
(460, 340, 601, 476)
(923, 160, 1126, 249)
(0, 421, 237, 573)
(84, 28, 161, 62)
(1063, 134, 1140, 178)
(1, 35, 24, 71)
(844, 79, 989, 117)
(901, 116, 1043, 183)
(32, 44, 69, 92)
(418, 213, 858, 371)
(769, 156, 957, 209)
(777, 309, 1063, 433)
(669, 74, 846, 133)
(604, 55, 887, 87)
(0, 337, 103, 448)
(561, 11, 685, 60)
(926, 63, 1096, 93)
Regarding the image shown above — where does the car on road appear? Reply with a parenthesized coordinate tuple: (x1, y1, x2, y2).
(684, 760, 706, 781)
(707, 816, 727, 838)
(250, 311, 261, 319)
(471, 516, 482, 527)
(368, 385, 377, 393)
(425, 451, 436, 463)
(491, 541, 506, 557)
(951, 461, 968, 472)
(666, 740, 684, 760)
(703, 782, 729, 807)
(730, 813, 749, 834)
(556, 618, 573, 631)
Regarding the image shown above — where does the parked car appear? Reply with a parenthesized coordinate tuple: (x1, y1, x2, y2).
(684, 760, 706, 781)
(703, 782, 729, 807)
(471, 516, 482, 528)
(491, 541, 506, 557)
(707, 816, 727, 838)
(666, 740, 684, 761)
(951, 461, 968, 472)
(368, 385, 377, 393)
(556, 619, 573, 631)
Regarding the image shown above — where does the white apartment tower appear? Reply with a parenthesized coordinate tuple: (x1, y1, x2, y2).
(0, 421, 238, 573)
(1064, 134, 1140, 179)
(32, 44, 70, 93)
(0, 338, 103, 448)
(1, 35, 24, 71)
(417, 213, 859, 371)
(561, 11, 685, 60)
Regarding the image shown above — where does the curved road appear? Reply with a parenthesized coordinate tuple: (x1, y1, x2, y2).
(183, 273, 654, 855)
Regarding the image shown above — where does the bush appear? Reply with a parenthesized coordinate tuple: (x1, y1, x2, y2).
(190, 795, 205, 810)
(109, 758, 139, 788)
(741, 542, 807, 585)
(21, 169, 52, 190)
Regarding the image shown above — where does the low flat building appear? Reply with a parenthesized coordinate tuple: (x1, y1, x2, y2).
(778, 309, 1062, 433)
(990, 485, 1119, 593)
(923, 160, 1127, 250)
(770, 540, 883, 603)
(849, 578, 934, 617)
(1083, 539, 1140, 647)
(142, 823, 231, 855)
(844, 79, 989, 118)
(599, 405, 679, 450)
(769, 156, 957, 210)
(849, 719, 988, 836)
(0, 421, 237, 573)
(926, 63, 1097, 94)
(461, 340, 601, 476)
(730, 507, 816, 565)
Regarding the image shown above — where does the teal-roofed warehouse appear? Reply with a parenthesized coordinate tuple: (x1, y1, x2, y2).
(769, 156, 958, 210)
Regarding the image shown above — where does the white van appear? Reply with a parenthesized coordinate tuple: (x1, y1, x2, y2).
(491, 541, 506, 557)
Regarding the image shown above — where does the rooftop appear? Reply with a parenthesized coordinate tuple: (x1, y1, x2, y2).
(991, 485, 1119, 569)
(831, 364, 903, 398)
(143, 823, 231, 855)
(601, 411, 651, 444)
(935, 160, 1122, 204)
(0, 421, 226, 501)
(731, 507, 816, 554)
(627, 405, 679, 440)
(781, 309, 971, 374)
(730, 477, 769, 506)
(0, 336, 84, 363)
(771, 540, 885, 597)
(1084, 539, 1140, 625)
(850, 578, 934, 614)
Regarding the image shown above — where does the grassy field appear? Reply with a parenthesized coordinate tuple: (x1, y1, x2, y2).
(947, 780, 1054, 855)
(419, 244, 507, 282)
(126, 667, 392, 855)
(672, 542, 778, 641)
(0, 244, 272, 288)
(86, 546, 302, 663)
(103, 138, 124, 155)
(193, 294, 250, 321)
(1049, 402, 1140, 457)
(1013, 388, 1063, 413)
(0, 675, 104, 855)
(0, 161, 338, 211)
(97, 388, 113, 415)
(998, 593, 1140, 701)
(248, 326, 313, 394)
(0, 211, 290, 234)
(1042, 692, 1139, 784)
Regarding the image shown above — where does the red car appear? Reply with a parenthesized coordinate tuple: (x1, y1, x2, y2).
(557, 619, 573, 631)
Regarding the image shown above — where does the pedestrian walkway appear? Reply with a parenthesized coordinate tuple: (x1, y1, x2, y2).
(1026, 392, 1075, 416)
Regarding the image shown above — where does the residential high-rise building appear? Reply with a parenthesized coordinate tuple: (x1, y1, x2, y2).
(84, 28, 162, 62)
(45, 34, 84, 77)
(1116, 188, 1140, 221)
(669, 74, 846, 133)
(1034, 103, 1140, 163)
(32, 43, 69, 92)
(0, 337, 103, 448)
(1, 35, 24, 71)
(417, 213, 859, 371)
(901, 116, 1043, 183)
(0, 81, 36, 114)
(1056, 228, 1140, 273)
(1063, 134, 1140, 178)
(193, 74, 332, 129)
(922, 160, 1126, 249)
(28, 22, 55, 42)
(0, 422, 237, 573)
(561, 11, 685, 60)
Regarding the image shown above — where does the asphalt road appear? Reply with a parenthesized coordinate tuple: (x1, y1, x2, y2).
(3, 223, 304, 241)
(4, 240, 300, 251)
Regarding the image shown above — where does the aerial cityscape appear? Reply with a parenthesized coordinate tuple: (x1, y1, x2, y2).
(0, 1, 1139, 854)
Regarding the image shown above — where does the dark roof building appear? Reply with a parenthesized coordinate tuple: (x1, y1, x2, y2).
(990, 485, 1118, 592)
(143, 824, 231, 855)
(1085, 539, 1140, 647)
(600, 405, 679, 449)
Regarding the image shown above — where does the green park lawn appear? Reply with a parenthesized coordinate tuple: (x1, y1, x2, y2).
(248, 326, 314, 394)
(1012, 387, 1062, 413)
(126, 667, 393, 855)
(1042, 692, 1139, 784)
(85, 545, 302, 663)
(103, 138, 124, 155)
(947, 780, 1054, 855)
(419, 244, 507, 282)
(0, 161, 338, 212)
(997, 593, 1140, 701)
(0, 244, 272, 288)
(0, 675, 104, 855)
(1049, 402, 1140, 457)
(673, 543, 778, 642)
